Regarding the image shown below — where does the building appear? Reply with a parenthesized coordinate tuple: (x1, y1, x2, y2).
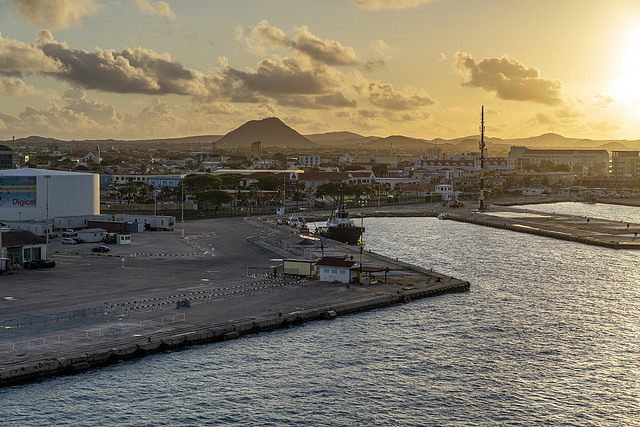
(611, 151, 640, 176)
(508, 146, 609, 173)
(0, 145, 14, 169)
(316, 257, 357, 283)
(251, 141, 262, 159)
(110, 173, 185, 188)
(298, 155, 321, 167)
(0, 168, 99, 221)
(1, 230, 46, 266)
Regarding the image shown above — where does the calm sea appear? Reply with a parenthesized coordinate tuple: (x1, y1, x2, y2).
(2, 203, 640, 426)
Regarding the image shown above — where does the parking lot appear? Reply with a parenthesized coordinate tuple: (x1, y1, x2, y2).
(0, 218, 279, 319)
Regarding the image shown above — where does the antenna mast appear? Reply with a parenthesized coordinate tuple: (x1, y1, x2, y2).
(479, 106, 486, 211)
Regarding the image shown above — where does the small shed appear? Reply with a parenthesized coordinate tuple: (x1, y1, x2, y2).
(116, 234, 131, 245)
(315, 257, 357, 283)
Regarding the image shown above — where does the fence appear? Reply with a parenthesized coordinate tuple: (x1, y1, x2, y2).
(1, 307, 106, 329)
(100, 195, 434, 219)
(0, 313, 186, 353)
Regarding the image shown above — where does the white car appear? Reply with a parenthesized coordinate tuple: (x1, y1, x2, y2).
(61, 238, 77, 244)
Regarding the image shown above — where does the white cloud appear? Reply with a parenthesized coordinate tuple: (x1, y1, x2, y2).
(132, 0, 176, 21)
(9, 0, 103, 29)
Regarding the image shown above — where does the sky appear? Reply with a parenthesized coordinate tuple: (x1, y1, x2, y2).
(1, 0, 640, 142)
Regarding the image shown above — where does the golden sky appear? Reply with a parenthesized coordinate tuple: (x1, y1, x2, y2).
(0, 0, 639, 141)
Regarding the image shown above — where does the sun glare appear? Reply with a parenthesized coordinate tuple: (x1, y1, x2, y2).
(610, 24, 640, 113)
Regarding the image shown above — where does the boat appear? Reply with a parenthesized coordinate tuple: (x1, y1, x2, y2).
(437, 214, 447, 220)
(320, 204, 364, 245)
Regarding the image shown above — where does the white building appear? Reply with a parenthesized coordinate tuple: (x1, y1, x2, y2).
(0, 168, 99, 221)
(316, 257, 357, 283)
(298, 155, 321, 167)
(433, 184, 458, 201)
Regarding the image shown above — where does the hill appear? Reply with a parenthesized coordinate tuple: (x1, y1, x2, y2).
(215, 117, 316, 149)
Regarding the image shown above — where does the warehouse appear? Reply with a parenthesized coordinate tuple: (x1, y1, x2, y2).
(0, 168, 99, 221)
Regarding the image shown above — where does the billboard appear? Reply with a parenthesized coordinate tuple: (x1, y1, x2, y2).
(0, 176, 37, 208)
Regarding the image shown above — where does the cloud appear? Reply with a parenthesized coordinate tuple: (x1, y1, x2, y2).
(453, 51, 564, 105)
(292, 26, 358, 66)
(354, 0, 435, 10)
(0, 31, 63, 73)
(364, 59, 385, 72)
(368, 82, 434, 110)
(31, 31, 207, 95)
(222, 57, 344, 97)
(132, 0, 176, 21)
(0, 77, 44, 96)
(9, 0, 103, 29)
(594, 94, 616, 108)
(241, 20, 358, 66)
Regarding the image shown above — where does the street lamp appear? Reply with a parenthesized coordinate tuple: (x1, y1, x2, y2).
(44, 174, 51, 260)
(358, 197, 366, 284)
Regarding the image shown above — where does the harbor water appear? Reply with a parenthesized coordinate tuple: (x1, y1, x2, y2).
(2, 203, 640, 426)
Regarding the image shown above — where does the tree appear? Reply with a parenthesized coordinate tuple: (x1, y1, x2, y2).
(273, 152, 287, 168)
(248, 186, 262, 207)
(256, 174, 285, 191)
(372, 163, 389, 177)
(218, 173, 244, 189)
(199, 189, 234, 206)
(183, 174, 222, 194)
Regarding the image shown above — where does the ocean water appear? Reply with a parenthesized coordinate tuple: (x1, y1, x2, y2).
(2, 203, 640, 426)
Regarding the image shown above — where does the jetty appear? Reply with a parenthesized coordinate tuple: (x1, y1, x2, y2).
(0, 216, 469, 387)
(361, 198, 640, 249)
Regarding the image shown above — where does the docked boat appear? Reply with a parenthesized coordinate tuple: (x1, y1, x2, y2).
(320, 204, 363, 245)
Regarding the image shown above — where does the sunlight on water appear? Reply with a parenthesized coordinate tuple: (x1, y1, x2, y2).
(2, 203, 640, 426)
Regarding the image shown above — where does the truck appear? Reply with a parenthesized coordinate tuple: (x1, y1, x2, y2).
(114, 215, 176, 231)
(282, 259, 316, 277)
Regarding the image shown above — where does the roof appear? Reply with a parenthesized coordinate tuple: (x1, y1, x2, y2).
(299, 172, 349, 181)
(0, 168, 96, 177)
(349, 266, 388, 272)
(2, 230, 46, 247)
(315, 257, 357, 267)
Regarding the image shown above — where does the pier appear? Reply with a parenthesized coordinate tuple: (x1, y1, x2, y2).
(0, 216, 469, 387)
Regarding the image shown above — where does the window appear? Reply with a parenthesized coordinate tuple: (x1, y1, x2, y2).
(332, 269, 337, 274)
(324, 268, 329, 273)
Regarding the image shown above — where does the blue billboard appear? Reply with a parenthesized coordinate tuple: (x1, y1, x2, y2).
(0, 176, 37, 208)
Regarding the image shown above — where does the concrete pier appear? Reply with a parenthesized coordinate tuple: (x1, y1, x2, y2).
(0, 216, 469, 387)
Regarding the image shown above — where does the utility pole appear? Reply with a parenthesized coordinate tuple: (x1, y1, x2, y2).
(479, 106, 486, 211)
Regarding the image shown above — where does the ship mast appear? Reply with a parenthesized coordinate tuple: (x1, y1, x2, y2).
(479, 106, 486, 211)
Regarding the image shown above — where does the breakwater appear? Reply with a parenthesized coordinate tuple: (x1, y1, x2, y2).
(446, 214, 640, 249)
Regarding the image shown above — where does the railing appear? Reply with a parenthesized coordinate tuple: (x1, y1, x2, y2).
(0, 313, 186, 353)
(1, 307, 106, 329)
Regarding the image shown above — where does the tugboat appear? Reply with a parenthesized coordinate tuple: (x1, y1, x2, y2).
(321, 203, 363, 245)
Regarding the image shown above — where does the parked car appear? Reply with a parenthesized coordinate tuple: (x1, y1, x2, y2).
(23, 260, 56, 269)
(62, 229, 77, 237)
(61, 237, 77, 244)
(91, 245, 110, 253)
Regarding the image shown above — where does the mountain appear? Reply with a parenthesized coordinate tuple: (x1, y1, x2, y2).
(366, 135, 435, 151)
(305, 131, 368, 142)
(215, 117, 316, 149)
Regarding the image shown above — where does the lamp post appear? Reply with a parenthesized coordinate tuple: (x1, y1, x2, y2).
(181, 179, 184, 238)
(44, 175, 51, 260)
(358, 198, 366, 284)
